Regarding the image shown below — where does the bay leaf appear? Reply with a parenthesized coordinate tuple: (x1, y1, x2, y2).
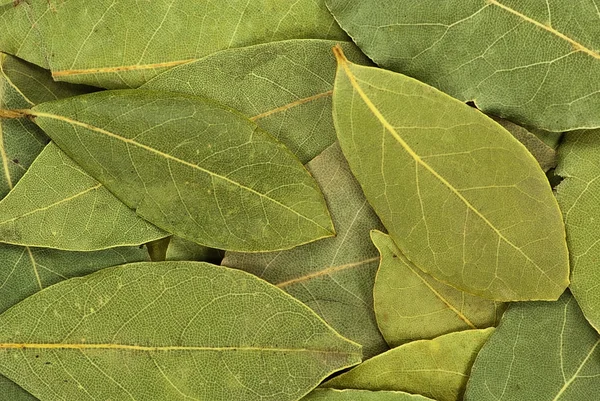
(0, 0, 347, 89)
(0, 261, 362, 401)
(323, 329, 494, 401)
(19, 89, 334, 252)
(143, 39, 371, 164)
(326, 0, 600, 132)
(303, 389, 434, 401)
(464, 291, 600, 400)
(372, 230, 504, 347)
(223, 142, 387, 359)
(332, 47, 569, 301)
(165, 236, 224, 264)
(0, 377, 38, 401)
(555, 129, 600, 333)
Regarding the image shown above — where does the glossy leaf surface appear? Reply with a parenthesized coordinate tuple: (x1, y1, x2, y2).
(303, 389, 433, 401)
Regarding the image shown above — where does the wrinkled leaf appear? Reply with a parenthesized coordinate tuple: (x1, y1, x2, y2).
(324, 329, 493, 401)
(303, 389, 434, 401)
(223, 143, 387, 358)
(465, 292, 600, 400)
(372, 230, 504, 347)
(0, 261, 362, 401)
(144, 39, 371, 164)
(326, 0, 600, 132)
(332, 47, 569, 301)
(25, 89, 334, 252)
(0, 0, 347, 88)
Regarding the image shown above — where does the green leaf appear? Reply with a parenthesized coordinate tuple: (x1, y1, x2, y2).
(0, 376, 38, 401)
(223, 142, 387, 358)
(303, 389, 434, 401)
(165, 236, 224, 264)
(0, 261, 362, 401)
(326, 0, 600, 132)
(332, 47, 569, 301)
(0, 0, 347, 88)
(555, 130, 600, 333)
(464, 291, 600, 400)
(323, 329, 494, 401)
(143, 39, 371, 164)
(26, 89, 334, 252)
(372, 230, 504, 347)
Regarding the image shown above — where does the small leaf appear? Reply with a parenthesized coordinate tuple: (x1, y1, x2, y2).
(323, 329, 494, 401)
(332, 47, 569, 301)
(165, 236, 224, 263)
(0, 261, 362, 401)
(465, 291, 600, 400)
(372, 230, 504, 347)
(303, 389, 434, 401)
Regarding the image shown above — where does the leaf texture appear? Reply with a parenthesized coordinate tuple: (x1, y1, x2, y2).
(332, 48, 569, 301)
(303, 389, 434, 401)
(223, 143, 387, 358)
(372, 230, 504, 347)
(326, 0, 600, 132)
(0, 0, 347, 88)
(28, 89, 334, 252)
(0, 261, 362, 401)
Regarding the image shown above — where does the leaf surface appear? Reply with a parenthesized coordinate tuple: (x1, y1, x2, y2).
(0, 261, 362, 401)
(223, 143, 387, 358)
(326, 0, 600, 131)
(332, 48, 569, 301)
(28, 89, 334, 252)
(303, 389, 433, 401)
(372, 230, 504, 347)
(464, 291, 600, 400)
(323, 329, 493, 401)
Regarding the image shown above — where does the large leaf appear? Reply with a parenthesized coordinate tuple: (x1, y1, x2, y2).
(223, 143, 387, 358)
(331, 47, 569, 301)
(22, 89, 334, 252)
(303, 389, 434, 401)
(372, 230, 504, 347)
(555, 130, 600, 333)
(143, 39, 371, 164)
(0, 0, 347, 88)
(465, 291, 600, 400)
(323, 329, 494, 401)
(0, 261, 362, 401)
(326, 0, 600, 132)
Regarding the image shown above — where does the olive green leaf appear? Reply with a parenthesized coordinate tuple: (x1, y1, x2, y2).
(143, 39, 371, 164)
(323, 329, 494, 401)
(326, 0, 600, 132)
(372, 230, 504, 348)
(465, 291, 600, 400)
(0, 261, 362, 401)
(21, 89, 334, 252)
(0, 377, 38, 401)
(303, 389, 434, 401)
(223, 143, 387, 358)
(332, 47, 569, 301)
(555, 130, 600, 333)
(0, 0, 347, 89)
(165, 236, 224, 263)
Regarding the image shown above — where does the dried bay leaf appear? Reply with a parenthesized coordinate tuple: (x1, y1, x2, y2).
(332, 47, 569, 301)
(303, 389, 434, 401)
(0, 0, 347, 89)
(464, 292, 600, 400)
(0, 261, 362, 401)
(372, 230, 504, 347)
(223, 143, 387, 358)
(323, 329, 494, 401)
(326, 0, 600, 132)
(165, 236, 224, 263)
(143, 39, 372, 164)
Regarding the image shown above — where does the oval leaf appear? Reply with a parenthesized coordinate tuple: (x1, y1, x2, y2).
(0, 261, 362, 401)
(332, 47, 569, 301)
(303, 389, 434, 401)
(27, 90, 334, 252)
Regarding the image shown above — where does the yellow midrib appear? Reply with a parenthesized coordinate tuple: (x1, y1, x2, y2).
(276, 257, 379, 288)
(250, 91, 333, 121)
(52, 58, 198, 77)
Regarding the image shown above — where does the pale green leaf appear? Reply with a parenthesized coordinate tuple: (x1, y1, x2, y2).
(223, 142, 387, 358)
(332, 48, 569, 301)
(0, 261, 362, 401)
(326, 0, 600, 132)
(372, 230, 504, 347)
(303, 389, 434, 401)
(26, 89, 334, 252)
(0, 0, 347, 88)
(323, 328, 494, 401)
(465, 291, 600, 400)
(143, 39, 371, 164)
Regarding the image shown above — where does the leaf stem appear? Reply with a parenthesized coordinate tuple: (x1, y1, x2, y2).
(0, 109, 32, 119)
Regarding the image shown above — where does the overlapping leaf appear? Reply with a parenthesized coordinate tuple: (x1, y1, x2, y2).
(223, 143, 387, 358)
(332, 48, 569, 301)
(303, 389, 434, 401)
(326, 0, 600, 131)
(0, 261, 362, 401)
